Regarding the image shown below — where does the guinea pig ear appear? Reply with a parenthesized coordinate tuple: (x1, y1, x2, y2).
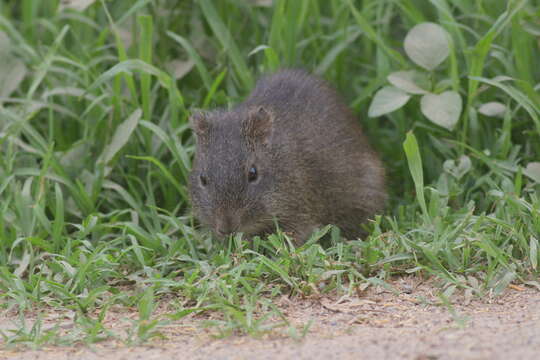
(189, 111, 211, 139)
(243, 106, 273, 145)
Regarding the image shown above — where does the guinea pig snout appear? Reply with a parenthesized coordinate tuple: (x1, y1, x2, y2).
(214, 214, 239, 236)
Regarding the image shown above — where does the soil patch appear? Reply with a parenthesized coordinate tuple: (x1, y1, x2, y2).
(2, 278, 540, 360)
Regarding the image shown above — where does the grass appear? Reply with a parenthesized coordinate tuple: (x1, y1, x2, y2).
(0, 0, 539, 347)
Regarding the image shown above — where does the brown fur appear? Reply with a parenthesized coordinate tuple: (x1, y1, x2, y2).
(188, 69, 387, 243)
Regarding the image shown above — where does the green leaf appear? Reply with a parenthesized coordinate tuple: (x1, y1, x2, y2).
(98, 109, 142, 165)
(315, 29, 362, 75)
(52, 183, 65, 250)
(420, 91, 462, 130)
(478, 102, 507, 118)
(404, 22, 450, 70)
(530, 236, 538, 270)
(387, 70, 429, 95)
(403, 132, 428, 219)
(166, 59, 195, 80)
(347, 0, 407, 67)
(89, 59, 173, 93)
(167, 31, 212, 92)
(0, 31, 27, 98)
(368, 86, 411, 117)
(466, 1, 528, 101)
(524, 162, 540, 183)
(138, 287, 155, 321)
(469, 76, 540, 137)
(58, 0, 97, 11)
(127, 155, 187, 200)
(443, 155, 472, 180)
(138, 14, 153, 123)
(198, 0, 253, 89)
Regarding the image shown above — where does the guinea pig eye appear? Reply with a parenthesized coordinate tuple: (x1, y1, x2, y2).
(247, 166, 258, 183)
(199, 174, 208, 187)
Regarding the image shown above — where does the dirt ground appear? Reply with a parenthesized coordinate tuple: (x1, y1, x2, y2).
(1, 278, 540, 360)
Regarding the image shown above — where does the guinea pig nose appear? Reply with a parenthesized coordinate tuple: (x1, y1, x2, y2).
(216, 217, 234, 236)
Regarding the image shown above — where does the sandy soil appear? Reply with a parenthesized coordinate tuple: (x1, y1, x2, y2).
(1, 278, 539, 360)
